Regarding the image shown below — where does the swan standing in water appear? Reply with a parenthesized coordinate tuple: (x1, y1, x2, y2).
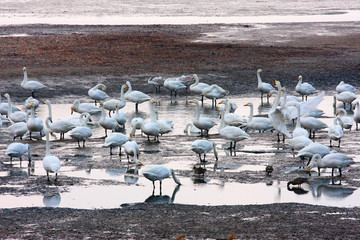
(295, 75, 317, 101)
(244, 102, 273, 133)
(103, 84, 127, 115)
(99, 102, 121, 137)
(148, 76, 164, 92)
(125, 81, 151, 111)
(293, 104, 309, 138)
(103, 132, 131, 156)
(218, 99, 246, 127)
(353, 101, 360, 130)
(21, 67, 47, 98)
(4, 93, 27, 123)
(189, 99, 216, 137)
(328, 116, 344, 147)
(296, 142, 330, 162)
(307, 153, 355, 177)
(300, 116, 327, 138)
(189, 74, 210, 103)
(163, 78, 187, 97)
(44, 100, 76, 140)
(88, 83, 109, 105)
(6, 143, 31, 163)
(142, 165, 181, 194)
(218, 108, 251, 149)
(43, 128, 61, 181)
(336, 81, 356, 93)
(26, 103, 44, 140)
(6, 122, 28, 140)
(202, 84, 228, 107)
(189, 139, 218, 162)
(0, 94, 19, 116)
(256, 69, 274, 103)
(69, 113, 93, 147)
(71, 99, 101, 115)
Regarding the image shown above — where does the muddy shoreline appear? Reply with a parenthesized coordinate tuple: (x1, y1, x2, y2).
(0, 23, 360, 239)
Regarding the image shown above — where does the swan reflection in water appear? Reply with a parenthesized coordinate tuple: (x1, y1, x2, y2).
(309, 178, 356, 199)
(43, 190, 61, 207)
(144, 185, 180, 204)
(124, 165, 142, 184)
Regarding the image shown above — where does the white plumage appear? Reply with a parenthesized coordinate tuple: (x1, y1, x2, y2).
(43, 128, 61, 181)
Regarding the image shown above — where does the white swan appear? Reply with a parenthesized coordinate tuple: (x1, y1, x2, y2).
(287, 136, 312, 151)
(148, 76, 164, 92)
(21, 67, 47, 97)
(163, 78, 186, 97)
(43, 128, 61, 181)
(353, 101, 360, 130)
(88, 83, 109, 105)
(175, 74, 196, 89)
(189, 139, 218, 162)
(103, 84, 127, 114)
(4, 93, 27, 123)
(184, 122, 201, 135)
(307, 153, 355, 177)
(335, 91, 357, 110)
(218, 109, 251, 149)
(336, 81, 356, 93)
(130, 100, 160, 141)
(336, 108, 354, 130)
(25, 97, 39, 110)
(99, 102, 120, 137)
(218, 99, 246, 127)
(190, 74, 210, 103)
(6, 122, 28, 140)
(202, 84, 229, 107)
(71, 99, 101, 115)
(103, 132, 131, 155)
(293, 104, 309, 138)
(257, 69, 274, 103)
(44, 100, 76, 140)
(300, 116, 327, 138)
(328, 116, 344, 147)
(142, 165, 181, 192)
(112, 103, 127, 128)
(131, 117, 144, 130)
(189, 99, 216, 136)
(6, 143, 31, 163)
(125, 81, 151, 111)
(244, 102, 273, 132)
(153, 109, 174, 135)
(295, 75, 317, 100)
(69, 113, 93, 147)
(26, 103, 44, 140)
(0, 94, 19, 115)
(124, 140, 141, 163)
(296, 142, 330, 159)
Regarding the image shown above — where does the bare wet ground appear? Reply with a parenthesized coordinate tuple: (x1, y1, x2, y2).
(0, 23, 360, 239)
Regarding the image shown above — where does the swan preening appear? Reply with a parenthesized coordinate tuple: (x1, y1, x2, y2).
(21, 67, 47, 97)
(328, 117, 343, 147)
(88, 83, 109, 105)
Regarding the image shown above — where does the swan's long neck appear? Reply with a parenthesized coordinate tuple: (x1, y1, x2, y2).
(149, 101, 157, 122)
(45, 130, 51, 156)
(194, 101, 201, 121)
(170, 169, 181, 185)
(296, 105, 301, 129)
(27, 145, 31, 161)
(248, 104, 254, 122)
(219, 110, 226, 131)
(30, 106, 36, 119)
(125, 82, 132, 97)
(22, 69, 28, 85)
(257, 71, 262, 87)
(225, 100, 230, 114)
(296, 76, 302, 89)
(46, 101, 53, 119)
(184, 123, 191, 133)
(130, 122, 144, 136)
(190, 75, 199, 88)
(281, 88, 287, 108)
(120, 85, 126, 102)
(5, 94, 12, 116)
(100, 104, 106, 120)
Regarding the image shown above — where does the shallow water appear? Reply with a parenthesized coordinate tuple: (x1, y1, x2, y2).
(1, 93, 359, 209)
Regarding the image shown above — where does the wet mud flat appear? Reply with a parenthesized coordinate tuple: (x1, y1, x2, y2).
(0, 23, 360, 239)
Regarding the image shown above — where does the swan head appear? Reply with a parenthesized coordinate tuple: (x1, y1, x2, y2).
(244, 102, 252, 107)
(23, 67, 26, 71)
(71, 108, 74, 114)
(257, 69, 262, 73)
(298, 75, 302, 81)
(100, 101, 103, 106)
(115, 103, 118, 107)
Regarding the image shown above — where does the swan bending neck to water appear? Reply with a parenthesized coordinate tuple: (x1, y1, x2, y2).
(307, 153, 354, 177)
(142, 165, 181, 195)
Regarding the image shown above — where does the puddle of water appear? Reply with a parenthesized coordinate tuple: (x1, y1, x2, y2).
(0, 177, 358, 209)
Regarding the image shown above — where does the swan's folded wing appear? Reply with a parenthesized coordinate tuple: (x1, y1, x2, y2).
(268, 107, 292, 138)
